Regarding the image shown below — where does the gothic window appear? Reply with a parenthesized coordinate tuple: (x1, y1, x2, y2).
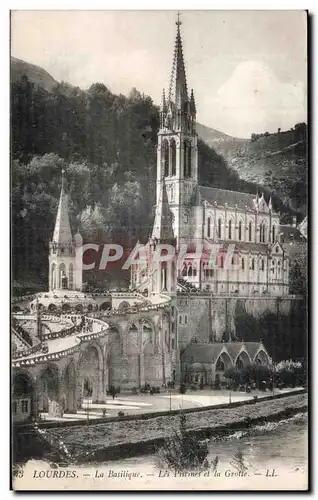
(228, 220, 232, 240)
(182, 265, 187, 276)
(249, 221, 252, 242)
(261, 259, 265, 271)
(183, 140, 188, 177)
(207, 216, 211, 238)
(69, 263, 73, 288)
(188, 265, 192, 277)
(179, 316, 182, 324)
(231, 256, 235, 266)
(220, 255, 224, 269)
(170, 139, 176, 176)
(272, 225, 276, 242)
(218, 218, 222, 239)
(263, 224, 266, 243)
(251, 258, 255, 271)
(259, 224, 263, 242)
(193, 266, 197, 277)
(242, 258, 245, 270)
(162, 140, 169, 177)
(239, 221, 242, 240)
(188, 144, 192, 177)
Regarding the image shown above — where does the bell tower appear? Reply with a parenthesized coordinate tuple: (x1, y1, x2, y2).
(49, 170, 83, 291)
(156, 14, 198, 246)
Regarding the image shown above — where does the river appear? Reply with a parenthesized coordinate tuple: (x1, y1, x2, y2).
(14, 413, 308, 491)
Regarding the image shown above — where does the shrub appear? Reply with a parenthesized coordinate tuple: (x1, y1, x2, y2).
(190, 384, 198, 391)
(131, 387, 138, 395)
(157, 413, 216, 472)
(151, 386, 160, 394)
(118, 411, 125, 417)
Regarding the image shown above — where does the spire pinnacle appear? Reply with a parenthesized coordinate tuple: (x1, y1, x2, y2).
(168, 13, 188, 108)
(52, 170, 73, 246)
(152, 178, 175, 242)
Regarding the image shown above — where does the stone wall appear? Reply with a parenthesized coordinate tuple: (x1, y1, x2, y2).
(177, 294, 303, 345)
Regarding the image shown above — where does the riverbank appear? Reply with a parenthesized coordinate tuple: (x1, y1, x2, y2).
(42, 391, 306, 463)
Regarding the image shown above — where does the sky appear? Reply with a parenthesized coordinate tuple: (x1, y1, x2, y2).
(11, 10, 307, 138)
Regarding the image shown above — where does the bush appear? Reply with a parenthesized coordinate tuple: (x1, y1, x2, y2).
(118, 411, 125, 417)
(131, 387, 138, 395)
(151, 386, 160, 394)
(157, 414, 215, 472)
(190, 384, 198, 391)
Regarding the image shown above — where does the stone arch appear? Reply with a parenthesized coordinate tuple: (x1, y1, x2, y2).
(37, 364, 60, 413)
(215, 351, 232, 372)
(118, 301, 130, 312)
(48, 303, 57, 312)
(12, 370, 36, 420)
(254, 348, 269, 365)
(100, 301, 111, 311)
(62, 303, 71, 312)
(162, 139, 169, 177)
(75, 303, 83, 312)
(62, 361, 76, 413)
(78, 343, 103, 403)
(108, 324, 124, 387)
(235, 350, 251, 369)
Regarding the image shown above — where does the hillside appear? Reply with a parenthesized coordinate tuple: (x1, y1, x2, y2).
(196, 122, 248, 162)
(229, 125, 307, 214)
(11, 57, 58, 92)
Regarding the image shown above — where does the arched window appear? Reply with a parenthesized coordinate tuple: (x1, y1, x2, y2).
(188, 265, 192, 277)
(218, 218, 222, 239)
(249, 221, 252, 242)
(262, 224, 266, 243)
(259, 224, 263, 242)
(251, 258, 255, 271)
(220, 255, 224, 269)
(261, 259, 265, 271)
(170, 139, 176, 176)
(183, 141, 188, 177)
(242, 258, 245, 270)
(231, 256, 235, 266)
(69, 263, 73, 289)
(228, 220, 232, 240)
(238, 221, 242, 241)
(207, 216, 211, 238)
(179, 316, 182, 324)
(182, 265, 187, 276)
(272, 225, 276, 242)
(162, 140, 169, 177)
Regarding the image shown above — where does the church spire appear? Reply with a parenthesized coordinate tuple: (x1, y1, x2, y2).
(52, 169, 73, 246)
(168, 12, 189, 109)
(152, 177, 175, 243)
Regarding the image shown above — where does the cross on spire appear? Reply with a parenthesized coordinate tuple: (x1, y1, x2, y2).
(176, 11, 182, 27)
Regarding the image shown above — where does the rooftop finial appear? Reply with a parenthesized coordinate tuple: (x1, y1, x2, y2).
(176, 11, 182, 28)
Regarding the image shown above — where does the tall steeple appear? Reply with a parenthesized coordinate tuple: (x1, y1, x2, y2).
(52, 169, 72, 246)
(168, 13, 188, 109)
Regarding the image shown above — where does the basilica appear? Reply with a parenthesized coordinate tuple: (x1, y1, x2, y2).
(12, 17, 301, 423)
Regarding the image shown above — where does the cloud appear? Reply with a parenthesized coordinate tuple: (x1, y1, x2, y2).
(201, 61, 306, 138)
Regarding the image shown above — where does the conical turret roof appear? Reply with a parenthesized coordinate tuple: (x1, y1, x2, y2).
(52, 171, 73, 246)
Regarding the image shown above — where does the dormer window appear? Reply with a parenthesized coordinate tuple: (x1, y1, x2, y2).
(276, 247, 279, 253)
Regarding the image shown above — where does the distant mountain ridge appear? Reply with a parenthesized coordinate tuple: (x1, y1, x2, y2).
(10, 56, 245, 148)
(11, 57, 58, 92)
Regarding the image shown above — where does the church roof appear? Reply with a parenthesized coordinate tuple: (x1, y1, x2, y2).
(199, 186, 258, 211)
(152, 178, 175, 242)
(52, 173, 73, 246)
(214, 241, 269, 254)
(181, 341, 268, 364)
